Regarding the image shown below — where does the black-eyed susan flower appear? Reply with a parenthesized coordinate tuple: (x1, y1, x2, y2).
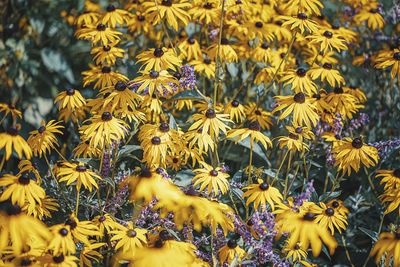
(380, 186, 400, 215)
(281, 67, 318, 96)
(18, 160, 41, 182)
(218, 238, 246, 266)
(79, 112, 129, 149)
(92, 213, 118, 236)
(286, 124, 315, 140)
(110, 222, 147, 253)
(90, 43, 125, 66)
(0, 173, 45, 207)
(76, 23, 122, 46)
(283, 242, 308, 263)
(101, 4, 130, 27)
(65, 214, 101, 245)
(375, 49, 400, 80)
(376, 169, 400, 190)
(23, 195, 59, 220)
(136, 47, 181, 72)
(370, 230, 400, 267)
(245, 103, 273, 130)
(79, 241, 105, 267)
(276, 206, 337, 257)
(309, 63, 345, 87)
(208, 38, 238, 63)
(224, 99, 246, 123)
(247, 19, 275, 42)
(38, 253, 78, 266)
(141, 134, 171, 168)
(189, 1, 220, 25)
(191, 57, 216, 79)
(192, 162, 230, 196)
(343, 86, 367, 104)
(227, 121, 273, 151)
(82, 65, 128, 91)
(278, 133, 309, 152)
(178, 37, 202, 61)
(0, 202, 51, 254)
(0, 102, 22, 120)
(283, 0, 323, 16)
(0, 125, 32, 160)
(48, 224, 76, 255)
(127, 11, 151, 34)
(55, 88, 86, 111)
(27, 120, 64, 158)
(143, 0, 191, 31)
(134, 70, 178, 97)
(242, 179, 283, 211)
(307, 29, 348, 53)
(103, 81, 143, 111)
(310, 202, 348, 234)
(281, 13, 319, 34)
(185, 128, 215, 154)
(189, 109, 231, 140)
(252, 43, 272, 63)
(273, 93, 320, 128)
(354, 7, 385, 30)
(326, 199, 349, 216)
(56, 162, 101, 191)
(73, 140, 101, 158)
(332, 137, 379, 175)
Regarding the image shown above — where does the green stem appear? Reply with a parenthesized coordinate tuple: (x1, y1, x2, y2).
(153, 0, 177, 54)
(283, 151, 293, 199)
(75, 189, 80, 216)
(213, 0, 226, 109)
(0, 154, 6, 171)
(272, 150, 289, 186)
(53, 147, 67, 161)
(248, 139, 254, 184)
(342, 235, 355, 267)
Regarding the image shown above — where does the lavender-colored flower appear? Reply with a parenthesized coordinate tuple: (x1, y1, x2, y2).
(333, 113, 343, 138)
(326, 148, 335, 166)
(293, 180, 315, 208)
(101, 151, 111, 177)
(344, 113, 369, 136)
(369, 138, 400, 159)
(170, 65, 197, 92)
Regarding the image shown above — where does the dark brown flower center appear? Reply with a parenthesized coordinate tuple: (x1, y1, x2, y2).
(2, 203, 22, 216)
(313, 93, 321, 100)
(205, 109, 216, 118)
(393, 169, 400, 178)
(323, 31, 333, 38)
(188, 37, 195, 45)
(106, 4, 115, 12)
(159, 230, 172, 240)
(65, 218, 78, 229)
(297, 13, 308, 20)
(141, 168, 152, 178)
(334, 87, 344, 94)
(259, 182, 269, 190)
(151, 136, 161, 145)
(227, 239, 237, 249)
(254, 110, 262, 115)
(296, 68, 307, 77)
(351, 137, 363, 149)
(127, 229, 137, 237)
(395, 232, 400, 239)
(161, 0, 172, 6)
(103, 46, 111, 51)
(38, 126, 46, 134)
(102, 66, 111, 73)
(289, 133, 299, 140)
(59, 228, 69, 236)
(210, 170, 218, 176)
(203, 3, 213, 9)
(137, 15, 145, 21)
(21, 259, 32, 266)
(325, 208, 334, 216)
(255, 21, 263, 28)
(261, 43, 269, 49)
(332, 201, 339, 208)
(154, 47, 164, 57)
(323, 63, 333, 69)
(393, 52, 400, 60)
(155, 238, 164, 248)
(303, 212, 315, 221)
(150, 70, 159, 78)
(231, 99, 240, 107)
(66, 88, 75, 95)
(99, 215, 106, 222)
(159, 122, 170, 132)
(96, 24, 106, 31)
(76, 165, 87, 172)
(221, 38, 229, 45)
(18, 174, 31, 185)
(53, 254, 65, 263)
(115, 81, 127, 91)
(249, 121, 261, 131)
(204, 58, 211, 64)
(101, 112, 113, 121)
(294, 92, 306, 103)
(7, 126, 19, 136)
(172, 157, 179, 163)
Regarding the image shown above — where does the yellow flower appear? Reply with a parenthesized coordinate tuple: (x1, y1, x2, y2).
(79, 112, 129, 149)
(100, 4, 130, 27)
(27, 120, 64, 158)
(376, 169, 400, 190)
(218, 239, 246, 266)
(278, 133, 309, 152)
(22, 195, 59, 220)
(354, 7, 385, 30)
(133, 70, 178, 97)
(127, 11, 151, 34)
(283, 242, 308, 262)
(0, 125, 32, 160)
(79, 241, 105, 267)
(227, 121, 273, 151)
(286, 124, 315, 140)
(208, 38, 238, 62)
(283, 0, 323, 16)
(332, 137, 379, 175)
(102, 81, 143, 111)
(281, 13, 319, 34)
(143, 0, 191, 31)
(309, 63, 345, 87)
(178, 37, 202, 61)
(48, 224, 76, 255)
(191, 57, 216, 79)
(276, 205, 337, 257)
(190, 1, 220, 25)
(242, 179, 283, 211)
(375, 49, 400, 80)
(244, 103, 273, 130)
(307, 29, 348, 53)
(54, 88, 86, 111)
(252, 43, 272, 63)
(224, 99, 246, 123)
(92, 213, 118, 236)
(65, 214, 101, 245)
(0, 202, 51, 254)
(38, 253, 78, 266)
(192, 162, 230, 196)
(90, 42, 125, 66)
(273, 93, 320, 128)
(189, 109, 231, 140)
(370, 231, 400, 267)
(310, 202, 348, 234)
(326, 199, 349, 216)
(82, 65, 128, 91)
(56, 162, 101, 191)
(0, 102, 22, 120)
(281, 67, 318, 96)
(246, 19, 275, 41)
(136, 47, 181, 72)
(185, 129, 215, 154)
(76, 22, 122, 46)
(73, 140, 101, 159)
(0, 173, 45, 206)
(110, 222, 147, 253)
(18, 160, 41, 183)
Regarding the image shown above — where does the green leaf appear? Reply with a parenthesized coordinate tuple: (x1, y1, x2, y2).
(174, 169, 194, 187)
(237, 138, 269, 163)
(168, 90, 208, 102)
(117, 145, 141, 158)
(359, 227, 378, 241)
(318, 191, 342, 202)
(321, 246, 332, 261)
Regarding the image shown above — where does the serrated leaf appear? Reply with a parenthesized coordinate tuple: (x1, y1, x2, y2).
(359, 227, 378, 241)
